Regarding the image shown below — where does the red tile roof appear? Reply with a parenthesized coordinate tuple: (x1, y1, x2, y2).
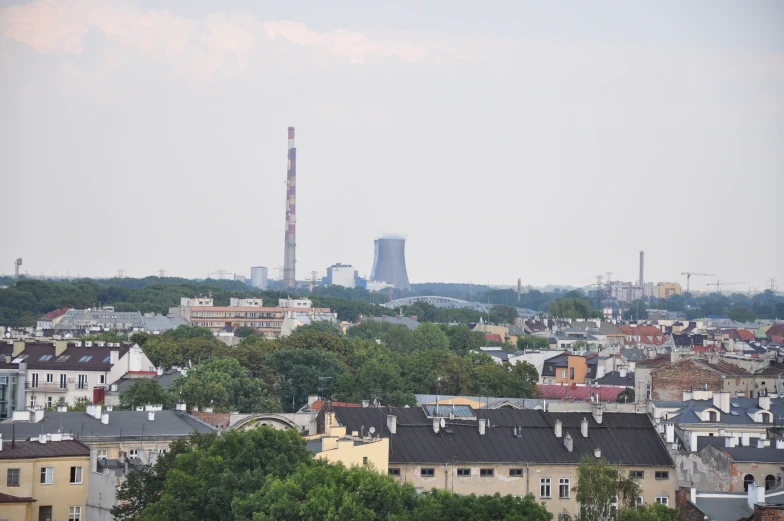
(732, 329, 755, 342)
(536, 384, 624, 402)
(771, 336, 784, 344)
(767, 324, 784, 339)
(485, 333, 503, 343)
(42, 308, 69, 320)
(310, 400, 362, 413)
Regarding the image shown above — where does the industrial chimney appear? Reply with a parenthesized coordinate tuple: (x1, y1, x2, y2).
(283, 127, 297, 289)
(639, 250, 644, 287)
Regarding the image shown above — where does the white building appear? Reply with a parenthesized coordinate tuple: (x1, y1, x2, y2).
(326, 264, 357, 289)
(366, 280, 394, 292)
(280, 310, 339, 337)
(0, 340, 155, 410)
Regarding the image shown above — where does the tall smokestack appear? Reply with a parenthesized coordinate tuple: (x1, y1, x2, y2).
(284, 127, 297, 289)
(639, 250, 644, 287)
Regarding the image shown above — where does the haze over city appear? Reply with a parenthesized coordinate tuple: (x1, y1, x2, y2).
(1, 0, 782, 288)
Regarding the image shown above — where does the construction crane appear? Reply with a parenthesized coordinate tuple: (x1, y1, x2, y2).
(209, 270, 231, 280)
(706, 281, 744, 294)
(681, 272, 715, 293)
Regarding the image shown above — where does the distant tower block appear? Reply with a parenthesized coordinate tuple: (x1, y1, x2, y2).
(639, 250, 645, 286)
(370, 237, 410, 292)
(283, 127, 297, 289)
(250, 266, 268, 290)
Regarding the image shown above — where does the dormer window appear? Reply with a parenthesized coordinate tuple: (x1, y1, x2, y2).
(708, 411, 718, 422)
(758, 412, 772, 424)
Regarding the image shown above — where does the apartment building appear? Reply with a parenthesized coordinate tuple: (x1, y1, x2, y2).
(0, 434, 90, 521)
(540, 353, 599, 384)
(331, 404, 675, 517)
(0, 340, 155, 410)
(171, 297, 332, 339)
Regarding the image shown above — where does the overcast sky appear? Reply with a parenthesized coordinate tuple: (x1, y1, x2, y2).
(1, 1, 782, 291)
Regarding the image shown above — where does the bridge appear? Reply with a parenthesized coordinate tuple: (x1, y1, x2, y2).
(382, 296, 490, 313)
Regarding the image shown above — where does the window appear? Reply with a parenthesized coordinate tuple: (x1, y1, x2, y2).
(47, 397, 53, 407)
(744, 474, 755, 492)
(570, 367, 575, 380)
(39, 355, 53, 361)
(540, 478, 551, 498)
(637, 496, 644, 506)
(46, 373, 54, 383)
(388, 468, 400, 476)
(68, 506, 82, 521)
(559, 478, 570, 498)
(480, 469, 494, 477)
(655, 471, 669, 480)
(60, 374, 67, 389)
(31, 395, 37, 408)
(766, 475, 777, 490)
(100, 375, 105, 384)
(96, 449, 108, 459)
(561, 370, 567, 379)
(7, 468, 20, 486)
(509, 468, 523, 477)
(103, 356, 111, 363)
(56, 355, 71, 362)
(646, 383, 652, 400)
(630, 471, 644, 479)
(40, 467, 54, 484)
(31, 373, 39, 387)
(77, 374, 87, 389)
(129, 449, 139, 458)
(655, 497, 669, 506)
(707, 411, 718, 421)
(421, 468, 435, 477)
(457, 468, 471, 476)
(70, 466, 83, 484)
(79, 355, 93, 362)
(362, 457, 368, 465)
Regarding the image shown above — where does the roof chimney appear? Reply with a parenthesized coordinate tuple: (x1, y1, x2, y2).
(12, 340, 25, 356)
(748, 482, 765, 509)
(432, 418, 440, 434)
(148, 411, 155, 421)
(479, 418, 487, 436)
(581, 417, 589, 438)
(594, 447, 601, 458)
(564, 433, 573, 452)
(0, 434, 3, 451)
(554, 419, 563, 438)
(386, 414, 397, 434)
(759, 395, 771, 411)
(592, 403, 604, 424)
(55, 340, 68, 356)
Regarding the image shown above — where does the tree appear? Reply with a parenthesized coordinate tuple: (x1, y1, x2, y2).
(727, 306, 755, 323)
(130, 332, 150, 347)
(623, 300, 648, 321)
(334, 347, 417, 406)
(616, 388, 635, 403)
(120, 379, 177, 410)
(549, 298, 602, 320)
(234, 326, 256, 338)
(446, 324, 485, 354)
(491, 304, 518, 325)
(618, 503, 685, 521)
(265, 349, 348, 412)
(574, 455, 641, 521)
(290, 320, 343, 336)
(176, 357, 280, 413)
(517, 335, 550, 351)
(412, 322, 450, 350)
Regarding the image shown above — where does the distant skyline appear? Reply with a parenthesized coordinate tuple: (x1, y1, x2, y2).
(1, 1, 782, 289)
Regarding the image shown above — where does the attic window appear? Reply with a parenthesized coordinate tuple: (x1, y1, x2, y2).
(731, 402, 740, 408)
(103, 356, 111, 363)
(56, 355, 71, 362)
(79, 356, 93, 362)
(39, 355, 53, 361)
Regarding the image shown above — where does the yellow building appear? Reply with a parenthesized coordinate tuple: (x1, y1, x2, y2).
(0, 434, 90, 521)
(657, 283, 682, 299)
(306, 413, 389, 472)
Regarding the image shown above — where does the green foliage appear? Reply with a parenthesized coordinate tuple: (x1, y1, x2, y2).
(574, 455, 641, 521)
(618, 504, 685, 521)
(234, 326, 256, 338)
(347, 321, 414, 352)
(411, 322, 450, 350)
(517, 335, 550, 351)
(548, 298, 602, 320)
(46, 396, 93, 412)
(265, 349, 348, 412)
(141, 326, 230, 369)
(130, 332, 150, 347)
(623, 301, 648, 321)
(119, 379, 177, 410)
(445, 324, 485, 355)
(114, 428, 553, 521)
(490, 304, 519, 325)
(177, 357, 281, 413)
(727, 306, 755, 323)
(616, 388, 635, 403)
(290, 320, 344, 336)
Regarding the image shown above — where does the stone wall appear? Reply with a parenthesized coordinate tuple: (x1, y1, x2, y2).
(652, 360, 722, 401)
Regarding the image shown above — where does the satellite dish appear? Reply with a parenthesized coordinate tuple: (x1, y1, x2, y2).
(440, 418, 446, 428)
(368, 426, 376, 435)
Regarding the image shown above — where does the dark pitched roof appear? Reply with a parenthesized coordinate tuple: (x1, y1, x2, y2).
(636, 354, 671, 368)
(536, 385, 625, 402)
(694, 359, 750, 376)
(0, 439, 90, 460)
(0, 492, 36, 503)
(0, 411, 216, 442)
(333, 406, 673, 467)
(0, 342, 131, 371)
(697, 438, 784, 463)
(594, 371, 635, 387)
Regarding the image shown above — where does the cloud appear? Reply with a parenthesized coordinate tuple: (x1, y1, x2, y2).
(262, 21, 426, 64)
(0, 0, 426, 77)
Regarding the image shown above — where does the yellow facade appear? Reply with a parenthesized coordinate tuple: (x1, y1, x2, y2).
(657, 283, 682, 299)
(0, 441, 90, 521)
(309, 414, 390, 472)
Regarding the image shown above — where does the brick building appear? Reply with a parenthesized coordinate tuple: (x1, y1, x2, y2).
(651, 359, 722, 401)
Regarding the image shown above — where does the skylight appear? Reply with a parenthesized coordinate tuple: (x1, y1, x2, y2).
(79, 356, 93, 362)
(56, 355, 71, 362)
(103, 356, 111, 363)
(731, 402, 740, 408)
(39, 355, 53, 361)
(730, 411, 740, 416)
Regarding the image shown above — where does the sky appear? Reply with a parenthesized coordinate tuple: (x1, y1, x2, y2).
(1, 0, 783, 291)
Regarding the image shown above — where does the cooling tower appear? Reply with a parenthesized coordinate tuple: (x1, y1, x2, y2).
(370, 237, 410, 291)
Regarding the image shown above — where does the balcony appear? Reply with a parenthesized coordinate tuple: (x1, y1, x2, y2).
(25, 382, 68, 392)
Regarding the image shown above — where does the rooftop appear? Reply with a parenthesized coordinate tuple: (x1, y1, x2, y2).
(0, 438, 90, 460)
